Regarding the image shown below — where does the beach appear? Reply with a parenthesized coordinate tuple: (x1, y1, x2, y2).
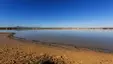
(0, 32, 113, 64)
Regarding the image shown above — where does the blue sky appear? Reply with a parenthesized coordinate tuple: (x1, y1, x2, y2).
(0, 0, 113, 27)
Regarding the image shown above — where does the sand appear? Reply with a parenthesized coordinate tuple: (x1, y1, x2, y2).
(0, 32, 113, 64)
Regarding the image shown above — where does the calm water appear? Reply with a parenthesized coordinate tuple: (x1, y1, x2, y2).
(1, 30, 113, 50)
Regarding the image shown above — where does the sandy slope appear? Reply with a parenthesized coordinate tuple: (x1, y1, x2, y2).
(0, 32, 113, 64)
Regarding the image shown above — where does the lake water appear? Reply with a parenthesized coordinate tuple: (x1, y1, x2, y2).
(1, 30, 113, 51)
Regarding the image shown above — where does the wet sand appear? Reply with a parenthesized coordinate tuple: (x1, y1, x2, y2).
(0, 32, 113, 64)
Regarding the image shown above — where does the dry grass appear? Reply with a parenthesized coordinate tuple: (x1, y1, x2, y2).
(34, 54, 72, 64)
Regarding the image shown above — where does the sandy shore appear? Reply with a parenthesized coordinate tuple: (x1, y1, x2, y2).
(0, 32, 113, 64)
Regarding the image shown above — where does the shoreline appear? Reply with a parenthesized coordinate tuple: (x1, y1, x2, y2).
(9, 32, 113, 53)
(0, 32, 113, 64)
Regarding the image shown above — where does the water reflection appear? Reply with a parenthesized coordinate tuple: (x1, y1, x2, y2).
(1, 30, 113, 51)
(13, 30, 113, 50)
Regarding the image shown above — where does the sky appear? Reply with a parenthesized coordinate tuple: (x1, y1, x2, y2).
(0, 0, 113, 27)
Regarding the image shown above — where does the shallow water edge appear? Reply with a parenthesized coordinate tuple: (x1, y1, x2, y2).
(7, 32, 113, 54)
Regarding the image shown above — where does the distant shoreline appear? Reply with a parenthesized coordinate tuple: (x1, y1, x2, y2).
(0, 27, 113, 30)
